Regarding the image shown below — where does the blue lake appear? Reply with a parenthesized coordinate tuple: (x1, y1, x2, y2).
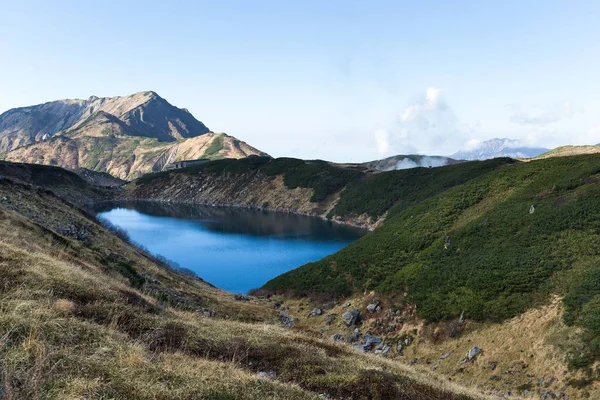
(95, 202, 366, 294)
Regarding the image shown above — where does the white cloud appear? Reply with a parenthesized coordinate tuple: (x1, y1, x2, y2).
(507, 102, 578, 125)
(585, 126, 600, 144)
(374, 88, 463, 155)
(462, 139, 482, 151)
(400, 88, 446, 123)
(374, 129, 391, 155)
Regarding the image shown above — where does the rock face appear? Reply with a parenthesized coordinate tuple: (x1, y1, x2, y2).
(0, 92, 267, 180)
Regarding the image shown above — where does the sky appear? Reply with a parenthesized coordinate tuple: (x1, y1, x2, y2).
(1, 0, 600, 162)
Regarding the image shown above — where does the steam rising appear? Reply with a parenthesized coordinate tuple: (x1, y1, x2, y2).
(375, 156, 450, 171)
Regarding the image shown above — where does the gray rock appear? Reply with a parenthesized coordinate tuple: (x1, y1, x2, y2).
(357, 333, 382, 352)
(280, 310, 294, 328)
(529, 205, 535, 214)
(397, 343, 403, 353)
(330, 333, 344, 342)
(325, 315, 336, 325)
(342, 309, 361, 326)
(375, 343, 391, 355)
(467, 346, 482, 361)
(342, 302, 351, 308)
(323, 301, 337, 310)
(367, 303, 378, 313)
(234, 294, 249, 301)
(258, 371, 276, 380)
(308, 308, 323, 317)
(198, 309, 215, 317)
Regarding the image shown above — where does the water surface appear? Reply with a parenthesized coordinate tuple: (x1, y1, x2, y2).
(95, 202, 365, 293)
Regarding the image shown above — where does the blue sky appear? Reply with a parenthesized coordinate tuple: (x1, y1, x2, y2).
(1, 1, 599, 161)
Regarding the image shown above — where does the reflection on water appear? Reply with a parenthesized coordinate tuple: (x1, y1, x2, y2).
(94, 202, 365, 293)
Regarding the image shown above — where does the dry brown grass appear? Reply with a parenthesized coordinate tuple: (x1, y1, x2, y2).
(282, 292, 600, 399)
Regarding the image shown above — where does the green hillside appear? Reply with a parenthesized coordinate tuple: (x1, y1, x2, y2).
(264, 154, 600, 370)
(137, 156, 507, 217)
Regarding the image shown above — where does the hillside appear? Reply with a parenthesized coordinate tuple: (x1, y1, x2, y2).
(3, 131, 266, 180)
(127, 156, 507, 229)
(0, 161, 482, 399)
(534, 145, 600, 160)
(0, 92, 267, 180)
(263, 153, 600, 392)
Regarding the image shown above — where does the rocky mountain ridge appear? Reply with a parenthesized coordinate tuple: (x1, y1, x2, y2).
(0, 92, 267, 179)
(0, 91, 210, 152)
(451, 138, 549, 160)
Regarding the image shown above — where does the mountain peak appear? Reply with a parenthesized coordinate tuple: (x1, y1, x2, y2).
(0, 92, 211, 151)
(452, 138, 549, 160)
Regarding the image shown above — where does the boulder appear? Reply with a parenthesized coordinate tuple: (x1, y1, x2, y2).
(280, 311, 294, 328)
(342, 309, 361, 326)
(375, 343, 391, 355)
(354, 333, 382, 352)
(258, 371, 276, 380)
(308, 308, 323, 317)
(323, 301, 337, 310)
(234, 294, 249, 301)
(467, 346, 482, 361)
(342, 302, 351, 308)
(330, 333, 344, 342)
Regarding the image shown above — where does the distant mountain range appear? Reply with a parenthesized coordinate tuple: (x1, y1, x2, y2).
(0, 92, 267, 180)
(361, 138, 552, 172)
(451, 138, 549, 160)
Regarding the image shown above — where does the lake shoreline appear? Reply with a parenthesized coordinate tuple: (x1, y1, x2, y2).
(89, 197, 375, 231)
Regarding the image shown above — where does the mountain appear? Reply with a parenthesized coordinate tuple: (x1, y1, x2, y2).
(0, 91, 210, 152)
(361, 154, 461, 171)
(0, 92, 267, 180)
(451, 138, 549, 160)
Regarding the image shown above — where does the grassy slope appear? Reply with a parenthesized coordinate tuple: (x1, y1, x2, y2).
(0, 163, 481, 399)
(264, 154, 600, 370)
